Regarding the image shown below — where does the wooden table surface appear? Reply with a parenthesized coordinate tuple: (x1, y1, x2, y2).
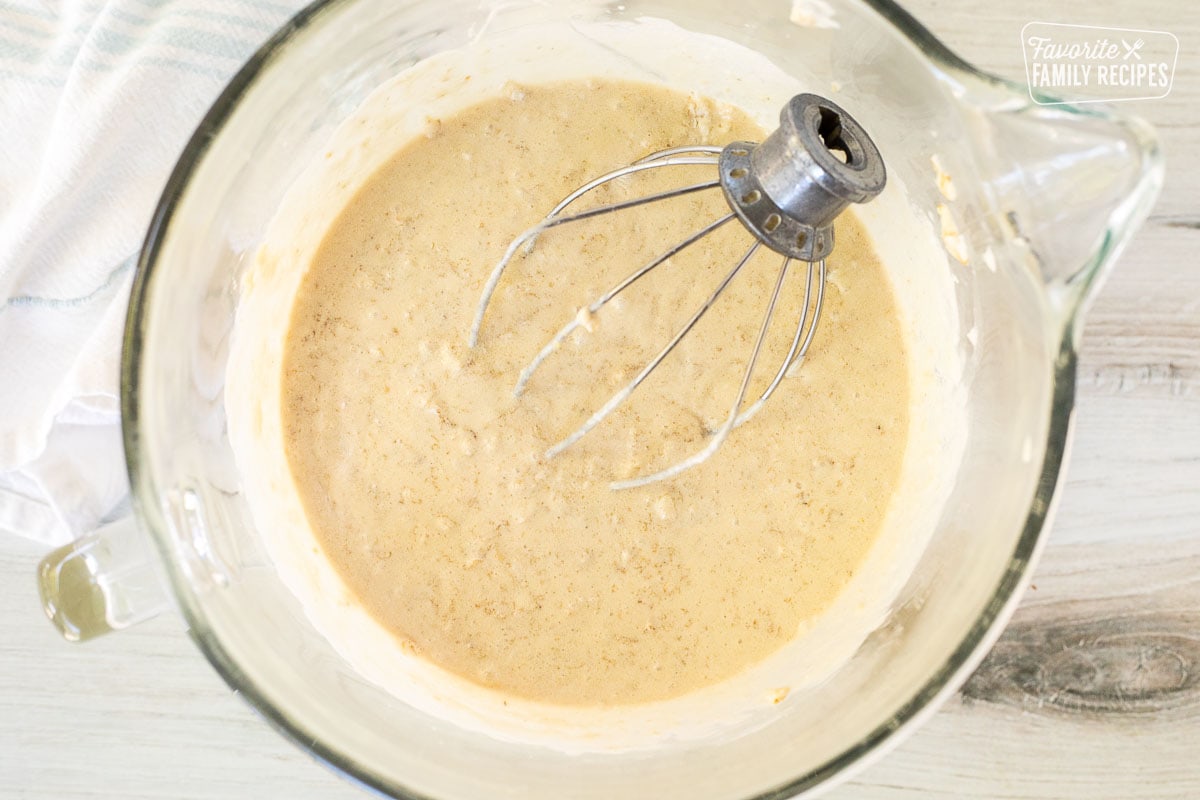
(2, 0, 1197, 797)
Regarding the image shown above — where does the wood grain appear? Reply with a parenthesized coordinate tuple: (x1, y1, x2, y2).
(1, 0, 1197, 798)
(963, 604, 1200, 717)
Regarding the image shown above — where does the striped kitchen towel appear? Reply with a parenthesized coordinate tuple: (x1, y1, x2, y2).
(0, 0, 307, 545)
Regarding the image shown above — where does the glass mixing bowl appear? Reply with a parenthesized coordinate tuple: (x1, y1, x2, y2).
(36, 0, 1161, 797)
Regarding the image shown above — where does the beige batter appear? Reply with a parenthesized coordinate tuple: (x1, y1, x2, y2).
(280, 79, 909, 707)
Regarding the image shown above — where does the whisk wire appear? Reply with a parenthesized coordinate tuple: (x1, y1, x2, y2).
(633, 145, 724, 164)
(470, 158, 723, 347)
(514, 213, 738, 396)
(546, 156, 719, 219)
(545, 240, 762, 461)
(611, 248, 790, 490)
(735, 258, 825, 427)
(785, 259, 826, 377)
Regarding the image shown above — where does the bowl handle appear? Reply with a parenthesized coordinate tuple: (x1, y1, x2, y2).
(37, 515, 171, 641)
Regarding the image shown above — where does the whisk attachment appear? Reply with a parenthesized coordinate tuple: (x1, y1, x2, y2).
(469, 93, 885, 487)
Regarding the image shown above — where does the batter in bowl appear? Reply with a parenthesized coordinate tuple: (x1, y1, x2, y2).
(279, 79, 909, 706)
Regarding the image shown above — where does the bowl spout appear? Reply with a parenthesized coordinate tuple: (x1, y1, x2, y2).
(974, 100, 1162, 323)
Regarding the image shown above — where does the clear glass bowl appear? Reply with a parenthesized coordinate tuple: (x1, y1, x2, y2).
(37, 0, 1161, 798)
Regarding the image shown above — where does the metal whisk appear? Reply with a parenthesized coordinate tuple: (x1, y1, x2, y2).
(469, 93, 886, 489)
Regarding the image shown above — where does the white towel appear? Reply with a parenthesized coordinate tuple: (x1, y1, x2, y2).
(0, 0, 306, 545)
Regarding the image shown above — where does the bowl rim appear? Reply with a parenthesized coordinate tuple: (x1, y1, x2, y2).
(120, 0, 1074, 797)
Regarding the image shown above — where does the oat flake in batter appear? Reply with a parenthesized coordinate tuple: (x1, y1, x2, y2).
(281, 79, 909, 706)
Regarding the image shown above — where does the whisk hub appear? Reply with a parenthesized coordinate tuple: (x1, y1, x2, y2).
(719, 93, 885, 261)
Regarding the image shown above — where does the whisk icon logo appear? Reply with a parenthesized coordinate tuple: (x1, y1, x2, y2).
(1021, 22, 1178, 104)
